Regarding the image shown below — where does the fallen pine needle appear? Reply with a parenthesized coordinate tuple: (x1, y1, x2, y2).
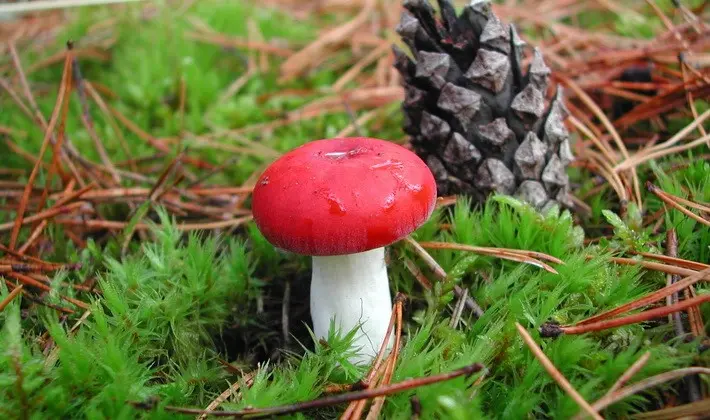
(364, 296, 404, 420)
(8, 47, 74, 249)
(586, 367, 710, 414)
(341, 294, 404, 420)
(515, 323, 602, 420)
(629, 399, 710, 419)
(647, 182, 710, 227)
(417, 241, 561, 274)
(573, 267, 710, 326)
(542, 293, 710, 337)
(131, 361, 484, 418)
(633, 252, 710, 271)
(571, 352, 651, 420)
(197, 371, 257, 420)
(0, 285, 24, 312)
(55, 215, 253, 231)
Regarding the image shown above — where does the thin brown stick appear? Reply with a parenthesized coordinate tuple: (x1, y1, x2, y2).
(515, 323, 602, 420)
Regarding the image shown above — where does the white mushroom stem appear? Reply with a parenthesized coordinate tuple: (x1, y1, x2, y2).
(310, 247, 393, 364)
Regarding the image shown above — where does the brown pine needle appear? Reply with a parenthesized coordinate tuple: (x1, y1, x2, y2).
(196, 372, 257, 420)
(0, 285, 24, 312)
(333, 41, 390, 92)
(8, 48, 74, 250)
(341, 294, 404, 420)
(6, 272, 89, 310)
(365, 298, 404, 420)
(633, 252, 710, 271)
(587, 367, 710, 414)
(403, 237, 485, 317)
(607, 351, 651, 396)
(617, 132, 710, 172)
(0, 201, 88, 232)
(56, 215, 253, 231)
(83, 81, 134, 168)
(648, 182, 710, 227)
(558, 74, 642, 207)
(279, 0, 376, 82)
(604, 255, 700, 277)
(615, 109, 710, 172)
(515, 323, 603, 420)
(185, 31, 294, 57)
(544, 294, 710, 336)
(630, 399, 710, 419)
(573, 267, 710, 326)
(131, 362, 484, 418)
(417, 241, 560, 274)
(568, 115, 617, 165)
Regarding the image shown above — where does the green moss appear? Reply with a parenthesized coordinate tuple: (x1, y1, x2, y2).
(1, 1, 709, 418)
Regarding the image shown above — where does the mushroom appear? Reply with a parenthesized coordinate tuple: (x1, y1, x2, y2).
(251, 137, 437, 363)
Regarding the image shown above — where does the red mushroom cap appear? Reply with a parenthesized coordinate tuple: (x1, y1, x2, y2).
(251, 137, 437, 256)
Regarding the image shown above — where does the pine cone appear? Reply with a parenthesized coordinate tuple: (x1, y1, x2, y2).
(394, 0, 574, 211)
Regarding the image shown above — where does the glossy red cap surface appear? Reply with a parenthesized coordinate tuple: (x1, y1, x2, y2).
(251, 137, 437, 256)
